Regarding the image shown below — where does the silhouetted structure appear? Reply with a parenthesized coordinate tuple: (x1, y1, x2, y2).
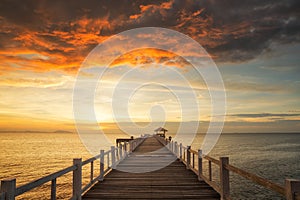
(154, 127, 168, 138)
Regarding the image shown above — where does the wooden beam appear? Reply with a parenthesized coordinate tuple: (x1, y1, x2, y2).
(198, 150, 202, 181)
(220, 157, 230, 200)
(72, 158, 82, 200)
(286, 179, 300, 200)
(0, 178, 16, 200)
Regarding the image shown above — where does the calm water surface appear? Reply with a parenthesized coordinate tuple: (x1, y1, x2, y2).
(0, 132, 299, 199)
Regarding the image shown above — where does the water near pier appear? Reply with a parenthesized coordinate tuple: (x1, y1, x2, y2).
(0, 132, 299, 199)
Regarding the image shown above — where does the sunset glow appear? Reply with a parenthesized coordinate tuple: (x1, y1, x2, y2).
(0, 0, 299, 133)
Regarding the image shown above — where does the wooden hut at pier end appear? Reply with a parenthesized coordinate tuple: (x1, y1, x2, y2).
(154, 127, 168, 138)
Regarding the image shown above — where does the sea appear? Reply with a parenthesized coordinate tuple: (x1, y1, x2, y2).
(0, 132, 299, 199)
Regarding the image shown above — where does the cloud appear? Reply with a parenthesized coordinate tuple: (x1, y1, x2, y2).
(0, 76, 70, 88)
(227, 113, 300, 118)
(225, 80, 284, 93)
(110, 48, 189, 68)
(0, 0, 299, 74)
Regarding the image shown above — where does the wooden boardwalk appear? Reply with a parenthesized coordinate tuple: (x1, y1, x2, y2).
(82, 137, 220, 200)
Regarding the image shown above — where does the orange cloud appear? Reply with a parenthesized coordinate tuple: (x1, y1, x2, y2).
(129, 0, 174, 20)
(0, 1, 264, 75)
(110, 48, 189, 68)
(0, 47, 82, 73)
(0, 14, 117, 74)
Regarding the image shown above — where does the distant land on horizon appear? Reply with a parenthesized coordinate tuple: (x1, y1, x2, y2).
(0, 130, 73, 133)
(0, 130, 299, 134)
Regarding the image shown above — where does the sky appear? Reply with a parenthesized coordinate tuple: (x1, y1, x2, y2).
(0, 0, 299, 133)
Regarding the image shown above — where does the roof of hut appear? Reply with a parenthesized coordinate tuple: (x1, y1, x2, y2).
(154, 127, 168, 132)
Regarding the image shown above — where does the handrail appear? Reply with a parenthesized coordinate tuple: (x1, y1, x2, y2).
(225, 163, 285, 195)
(15, 165, 77, 196)
(164, 138, 300, 200)
(203, 155, 220, 165)
(0, 136, 146, 200)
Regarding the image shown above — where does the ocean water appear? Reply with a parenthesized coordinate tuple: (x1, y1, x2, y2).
(195, 133, 300, 200)
(0, 132, 299, 199)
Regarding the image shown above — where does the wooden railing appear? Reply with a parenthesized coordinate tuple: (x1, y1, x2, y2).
(164, 138, 300, 200)
(0, 137, 145, 200)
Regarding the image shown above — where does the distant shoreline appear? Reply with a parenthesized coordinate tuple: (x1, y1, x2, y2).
(0, 130, 73, 133)
(0, 131, 299, 134)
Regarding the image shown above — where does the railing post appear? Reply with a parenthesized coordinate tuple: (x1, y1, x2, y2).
(90, 161, 94, 182)
(186, 146, 191, 169)
(124, 142, 127, 153)
(179, 143, 182, 160)
(129, 141, 133, 152)
(1, 178, 16, 200)
(174, 142, 178, 157)
(111, 146, 116, 169)
(51, 178, 56, 200)
(285, 179, 300, 200)
(119, 144, 123, 159)
(220, 157, 230, 200)
(72, 158, 82, 200)
(198, 150, 202, 181)
(208, 161, 212, 181)
(99, 150, 104, 181)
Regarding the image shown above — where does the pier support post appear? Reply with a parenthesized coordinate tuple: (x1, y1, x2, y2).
(285, 179, 300, 200)
(186, 146, 191, 169)
(72, 158, 82, 200)
(220, 157, 230, 200)
(198, 150, 202, 181)
(99, 150, 105, 181)
(111, 146, 116, 169)
(1, 178, 16, 200)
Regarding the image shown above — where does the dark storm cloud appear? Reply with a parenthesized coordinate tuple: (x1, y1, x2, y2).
(200, 0, 300, 61)
(0, 0, 299, 72)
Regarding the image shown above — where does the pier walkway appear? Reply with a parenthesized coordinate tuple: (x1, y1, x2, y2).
(82, 137, 220, 199)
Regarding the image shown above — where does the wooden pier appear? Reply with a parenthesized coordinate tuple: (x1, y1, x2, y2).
(1, 135, 300, 200)
(83, 136, 219, 199)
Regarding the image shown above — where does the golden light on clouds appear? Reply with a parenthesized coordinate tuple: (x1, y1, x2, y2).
(110, 48, 189, 68)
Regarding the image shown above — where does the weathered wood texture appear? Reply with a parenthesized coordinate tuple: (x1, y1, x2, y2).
(83, 137, 220, 199)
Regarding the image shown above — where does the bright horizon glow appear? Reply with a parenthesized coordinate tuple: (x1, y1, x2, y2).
(1, 46, 300, 133)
